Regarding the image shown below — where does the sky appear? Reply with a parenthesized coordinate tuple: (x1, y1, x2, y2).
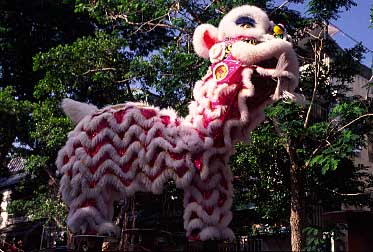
(273, 0, 373, 68)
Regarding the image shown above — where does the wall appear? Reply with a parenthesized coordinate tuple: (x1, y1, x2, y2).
(0, 189, 11, 229)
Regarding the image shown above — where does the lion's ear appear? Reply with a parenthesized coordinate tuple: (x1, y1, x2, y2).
(268, 20, 275, 34)
(193, 24, 219, 59)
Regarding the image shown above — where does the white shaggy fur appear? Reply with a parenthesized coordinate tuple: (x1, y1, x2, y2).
(218, 5, 271, 40)
(56, 5, 299, 241)
(62, 98, 98, 124)
(193, 24, 219, 59)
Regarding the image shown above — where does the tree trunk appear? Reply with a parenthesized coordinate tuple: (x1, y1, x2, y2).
(290, 164, 305, 252)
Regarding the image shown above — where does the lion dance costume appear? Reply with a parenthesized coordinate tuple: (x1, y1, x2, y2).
(56, 5, 299, 241)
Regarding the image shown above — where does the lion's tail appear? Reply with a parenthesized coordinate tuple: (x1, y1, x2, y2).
(61, 98, 98, 124)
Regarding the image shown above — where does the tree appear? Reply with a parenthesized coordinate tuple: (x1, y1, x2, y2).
(0, 0, 94, 180)
(0, 0, 94, 98)
(0, 86, 32, 174)
(0, 0, 94, 227)
(232, 2, 373, 251)
(281, 0, 373, 249)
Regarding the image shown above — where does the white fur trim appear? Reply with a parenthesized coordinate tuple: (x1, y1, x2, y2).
(218, 5, 271, 41)
(193, 24, 219, 59)
(62, 98, 97, 124)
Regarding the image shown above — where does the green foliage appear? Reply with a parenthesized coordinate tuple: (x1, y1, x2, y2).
(8, 191, 67, 226)
(74, 0, 177, 55)
(231, 126, 290, 224)
(329, 43, 367, 84)
(233, 94, 371, 226)
(307, 0, 357, 20)
(303, 226, 344, 252)
(303, 226, 327, 252)
(33, 31, 133, 105)
(0, 86, 32, 173)
(0, 0, 94, 99)
(230, 18, 370, 232)
(129, 43, 207, 114)
(75, 0, 175, 24)
(308, 101, 367, 174)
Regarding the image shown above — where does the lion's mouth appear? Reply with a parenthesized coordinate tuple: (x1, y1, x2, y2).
(216, 37, 298, 108)
(242, 38, 258, 45)
(245, 57, 281, 109)
(247, 76, 277, 109)
(255, 57, 277, 69)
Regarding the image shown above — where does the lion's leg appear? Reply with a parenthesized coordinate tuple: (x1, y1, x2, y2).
(66, 182, 121, 236)
(67, 195, 119, 236)
(95, 190, 121, 235)
(183, 160, 234, 241)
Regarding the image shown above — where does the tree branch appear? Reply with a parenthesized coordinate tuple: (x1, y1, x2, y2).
(304, 141, 330, 169)
(107, 3, 186, 34)
(82, 67, 117, 75)
(283, 137, 298, 173)
(304, 23, 326, 128)
(180, 1, 204, 24)
(304, 39, 323, 128)
(268, 116, 299, 170)
(52, 216, 65, 229)
(44, 167, 59, 188)
(304, 113, 373, 169)
(336, 113, 373, 133)
(204, 0, 217, 10)
(125, 82, 135, 101)
(267, 117, 285, 138)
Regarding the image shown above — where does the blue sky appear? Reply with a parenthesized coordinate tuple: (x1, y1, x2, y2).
(273, 0, 373, 67)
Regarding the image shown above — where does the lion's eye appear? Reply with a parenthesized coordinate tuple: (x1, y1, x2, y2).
(240, 24, 251, 29)
(235, 16, 256, 28)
